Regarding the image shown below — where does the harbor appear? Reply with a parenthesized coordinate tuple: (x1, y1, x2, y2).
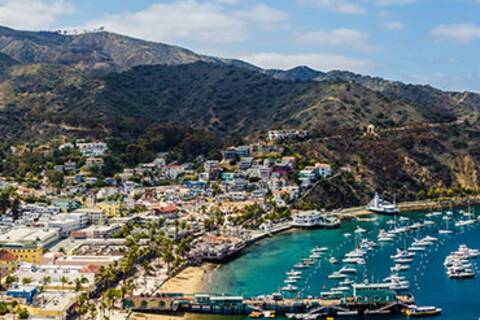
(126, 203, 480, 319)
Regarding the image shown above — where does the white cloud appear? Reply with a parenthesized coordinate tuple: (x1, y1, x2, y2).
(80, 1, 288, 44)
(241, 52, 376, 73)
(376, 0, 418, 6)
(298, 0, 367, 15)
(430, 23, 480, 43)
(0, 0, 73, 30)
(234, 4, 289, 30)
(384, 21, 404, 30)
(299, 28, 379, 52)
(212, 0, 241, 4)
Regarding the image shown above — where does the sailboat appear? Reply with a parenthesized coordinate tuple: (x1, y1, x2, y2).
(439, 215, 453, 234)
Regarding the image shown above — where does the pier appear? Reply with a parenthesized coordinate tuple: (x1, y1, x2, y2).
(122, 291, 415, 317)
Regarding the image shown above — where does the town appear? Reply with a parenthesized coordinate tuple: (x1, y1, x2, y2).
(0, 130, 343, 320)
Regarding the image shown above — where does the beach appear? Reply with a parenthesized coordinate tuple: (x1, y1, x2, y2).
(158, 263, 217, 294)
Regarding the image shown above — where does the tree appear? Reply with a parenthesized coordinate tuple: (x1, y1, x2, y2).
(60, 275, 69, 290)
(17, 308, 29, 320)
(21, 277, 32, 285)
(5, 275, 18, 287)
(41, 276, 51, 291)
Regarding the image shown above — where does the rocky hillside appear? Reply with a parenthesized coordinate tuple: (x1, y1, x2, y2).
(0, 26, 252, 72)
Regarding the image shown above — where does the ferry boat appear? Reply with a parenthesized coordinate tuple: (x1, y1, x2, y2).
(367, 193, 399, 215)
(292, 210, 341, 229)
(405, 306, 442, 317)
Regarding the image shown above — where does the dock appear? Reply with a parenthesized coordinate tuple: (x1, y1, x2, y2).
(123, 291, 415, 317)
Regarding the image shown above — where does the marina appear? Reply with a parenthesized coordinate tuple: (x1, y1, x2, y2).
(127, 205, 480, 319)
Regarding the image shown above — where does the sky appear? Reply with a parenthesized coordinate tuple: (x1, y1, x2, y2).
(0, 0, 479, 92)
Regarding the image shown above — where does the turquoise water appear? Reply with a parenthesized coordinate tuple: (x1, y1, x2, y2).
(204, 207, 480, 319)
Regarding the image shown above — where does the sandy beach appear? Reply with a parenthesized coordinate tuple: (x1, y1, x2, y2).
(157, 263, 217, 294)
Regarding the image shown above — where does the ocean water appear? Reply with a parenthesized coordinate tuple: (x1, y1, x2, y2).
(201, 207, 480, 319)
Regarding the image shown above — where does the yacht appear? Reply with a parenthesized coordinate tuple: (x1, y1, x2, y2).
(455, 219, 476, 227)
(367, 193, 399, 215)
(338, 266, 357, 274)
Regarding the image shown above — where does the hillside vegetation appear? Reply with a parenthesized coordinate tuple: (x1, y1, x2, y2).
(0, 26, 479, 205)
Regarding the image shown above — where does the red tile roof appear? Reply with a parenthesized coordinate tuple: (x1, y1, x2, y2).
(0, 250, 17, 262)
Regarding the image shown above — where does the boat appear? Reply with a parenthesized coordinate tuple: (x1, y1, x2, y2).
(391, 264, 410, 272)
(399, 216, 410, 222)
(292, 210, 341, 229)
(343, 232, 352, 238)
(328, 272, 348, 280)
(455, 219, 476, 227)
(367, 192, 399, 215)
(281, 284, 298, 292)
(284, 278, 298, 284)
(339, 266, 357, 274)
(408, 246, 426, 252)
(329, 257, 338, 264)
(312, 246, 329, 253)
(438, 229, 453, 234)
(294, 263, 308, 269)
(354, 226, 366, 234)
(342, 257, 366, 265)
(286, 270, 302, 276)
(394, 258, 413, 264)
(405, 306, 442, 317)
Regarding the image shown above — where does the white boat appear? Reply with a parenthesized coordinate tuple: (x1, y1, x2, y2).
(342, 257, 366, 265)
(339, 266, 357, 274)
(329, 257, 338, 264)
(354, 226, 367, 234)
(391, 264, 410, 272)
(281, 284, 298, 292)
(286, 270, 302, 276)
(439, 229, 453, 234)
(343, 233, 352, 238)
(328, 272, 348, 280)
(405, 306, 442, 316)
(284, 278, 298, 284)
(408, 246, 426, 252)
(367, 193, 399, 215)
(311, 246, 329, 253)
(399, 216, 410, 222)
(455, 219, 476, 227)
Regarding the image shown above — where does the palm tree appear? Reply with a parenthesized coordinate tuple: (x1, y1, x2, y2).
(5, 275, 17, 288)
(41, 276, 51, 291)
(60, 276, 69, 290)
(21, 277, 32, 285)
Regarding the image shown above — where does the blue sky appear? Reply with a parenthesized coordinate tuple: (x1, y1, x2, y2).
(1, 0, 480, 92)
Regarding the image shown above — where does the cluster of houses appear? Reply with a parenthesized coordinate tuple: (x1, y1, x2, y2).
(0, 133, 334, 319)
